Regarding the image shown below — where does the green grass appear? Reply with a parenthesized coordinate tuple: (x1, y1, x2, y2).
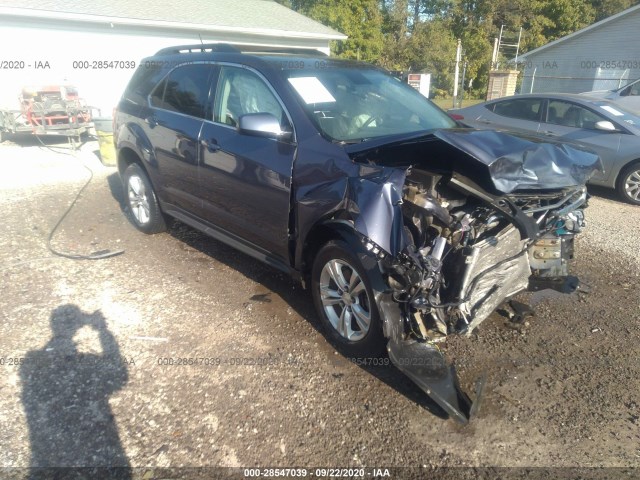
(431, 97, 485, 111)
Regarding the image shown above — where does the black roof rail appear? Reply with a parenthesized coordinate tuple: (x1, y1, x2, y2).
(155, 43, 239, 55)
(155, 43, 326, 56)
(234, 45, 327, 55)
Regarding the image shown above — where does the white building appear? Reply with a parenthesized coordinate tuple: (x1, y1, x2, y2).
(0, 0, 346, 114)
(518, 4, 640, 94)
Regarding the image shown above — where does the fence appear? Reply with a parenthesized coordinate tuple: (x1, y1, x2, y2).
(518, 70, 636, 94)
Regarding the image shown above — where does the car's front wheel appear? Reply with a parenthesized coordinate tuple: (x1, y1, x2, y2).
(617, 162, 640, 205)
(311, 240, 385, 358)
(123, 163, 167, 233)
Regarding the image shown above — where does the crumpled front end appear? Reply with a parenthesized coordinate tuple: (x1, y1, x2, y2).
(336, 131, 601, 423)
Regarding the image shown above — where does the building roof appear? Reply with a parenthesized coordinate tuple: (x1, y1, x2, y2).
(0, 0, 346, 40)
(519, 3, 640, 59)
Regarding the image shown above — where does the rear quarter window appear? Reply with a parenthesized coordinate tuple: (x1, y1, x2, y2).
(122, 63, 166, 105)
(149, 63, 212, 118)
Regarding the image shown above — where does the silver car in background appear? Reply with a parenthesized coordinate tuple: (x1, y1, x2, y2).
(453, 94, 640, 204)
(585, 78, 640, 115)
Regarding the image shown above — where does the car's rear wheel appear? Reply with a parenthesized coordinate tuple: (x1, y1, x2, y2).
(617, 162, 640, 205)
(311, 241, 385, 358)
(123, 163, 167, 233)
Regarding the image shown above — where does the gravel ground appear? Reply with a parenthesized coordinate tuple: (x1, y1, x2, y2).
(0, 139, 638, 480)
(580, 185, 640, 269)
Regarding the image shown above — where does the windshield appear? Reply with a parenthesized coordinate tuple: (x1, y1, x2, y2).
(594, 101, 640, 128)
(615, 78, 640, 94)
(277, 61, 456, 142)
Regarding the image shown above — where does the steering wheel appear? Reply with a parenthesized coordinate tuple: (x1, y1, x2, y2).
(355, 114, 384, 133)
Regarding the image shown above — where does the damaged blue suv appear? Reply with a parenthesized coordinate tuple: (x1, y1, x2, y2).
(114, 44, 602, 423)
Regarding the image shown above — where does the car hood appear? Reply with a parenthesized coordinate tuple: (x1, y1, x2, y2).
(346, 128, 603, 194)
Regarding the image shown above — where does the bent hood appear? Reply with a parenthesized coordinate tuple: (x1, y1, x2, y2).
(433, 129, 603, 193)
(346, 129, 603, 194)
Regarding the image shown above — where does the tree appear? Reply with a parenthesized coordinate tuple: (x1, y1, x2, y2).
(589, 0, 639, 21)
(405, 20, 458, 96)
(279, 0, 385, 62)
(276, 0, 639, 98)
(536, 0, 596, 42)
(379, 0, 410, 69)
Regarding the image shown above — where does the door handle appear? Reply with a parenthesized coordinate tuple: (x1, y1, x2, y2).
(200, 138, 221, 152)
(478, 119, 492, 124)
(144, 116, 157, 128)
(542, 130, 557, 137)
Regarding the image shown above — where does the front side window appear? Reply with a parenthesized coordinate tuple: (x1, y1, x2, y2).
(492, 98, 543, 122)
(213, 66, 287, 128)
(150, 63, 212, 118)
(546, 100, 608, 129)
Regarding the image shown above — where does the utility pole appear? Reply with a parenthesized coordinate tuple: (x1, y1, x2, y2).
(460, 61, 467, 108)
(452, 38, 462, 109)
(491, 38, 499, 69)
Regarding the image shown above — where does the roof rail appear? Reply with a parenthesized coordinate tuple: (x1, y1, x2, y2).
(155, 43, 239, 55)
(155, 43, 326, 56)
(234, 45, 327, 55)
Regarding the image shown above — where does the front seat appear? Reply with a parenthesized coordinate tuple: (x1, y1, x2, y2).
(562, 107, 582, 128)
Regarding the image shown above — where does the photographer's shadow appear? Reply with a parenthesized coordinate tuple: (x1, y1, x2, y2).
(20, 305, 130, 477)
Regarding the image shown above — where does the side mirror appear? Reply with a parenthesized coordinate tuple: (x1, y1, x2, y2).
(238, 113, 293, 141)
(594, 120, 618, 132)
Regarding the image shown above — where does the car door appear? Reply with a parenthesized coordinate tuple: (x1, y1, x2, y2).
(480, 97, 544, 135)
(198, 64, 296, 261)
(142, 63, 214, 214)
(539, 99, 622, 182)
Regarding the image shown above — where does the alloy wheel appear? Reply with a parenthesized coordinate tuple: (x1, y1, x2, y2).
(319, 259, 372, 341)
(127, 174, 151, 225)
(624, 168, 640, 202)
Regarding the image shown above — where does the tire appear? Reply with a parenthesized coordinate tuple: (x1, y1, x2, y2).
(122, 163, 167, 234)
(616, 162, 640, 205)
(311, 240, 386, 358)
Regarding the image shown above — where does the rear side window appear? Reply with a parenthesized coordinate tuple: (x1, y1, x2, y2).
(492, 98, 542, 122)
(150, 63, 212, 118)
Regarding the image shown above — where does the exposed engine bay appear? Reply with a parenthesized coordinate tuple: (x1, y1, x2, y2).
(379, 167, 586, 340)
(337, 129, 601, 424)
